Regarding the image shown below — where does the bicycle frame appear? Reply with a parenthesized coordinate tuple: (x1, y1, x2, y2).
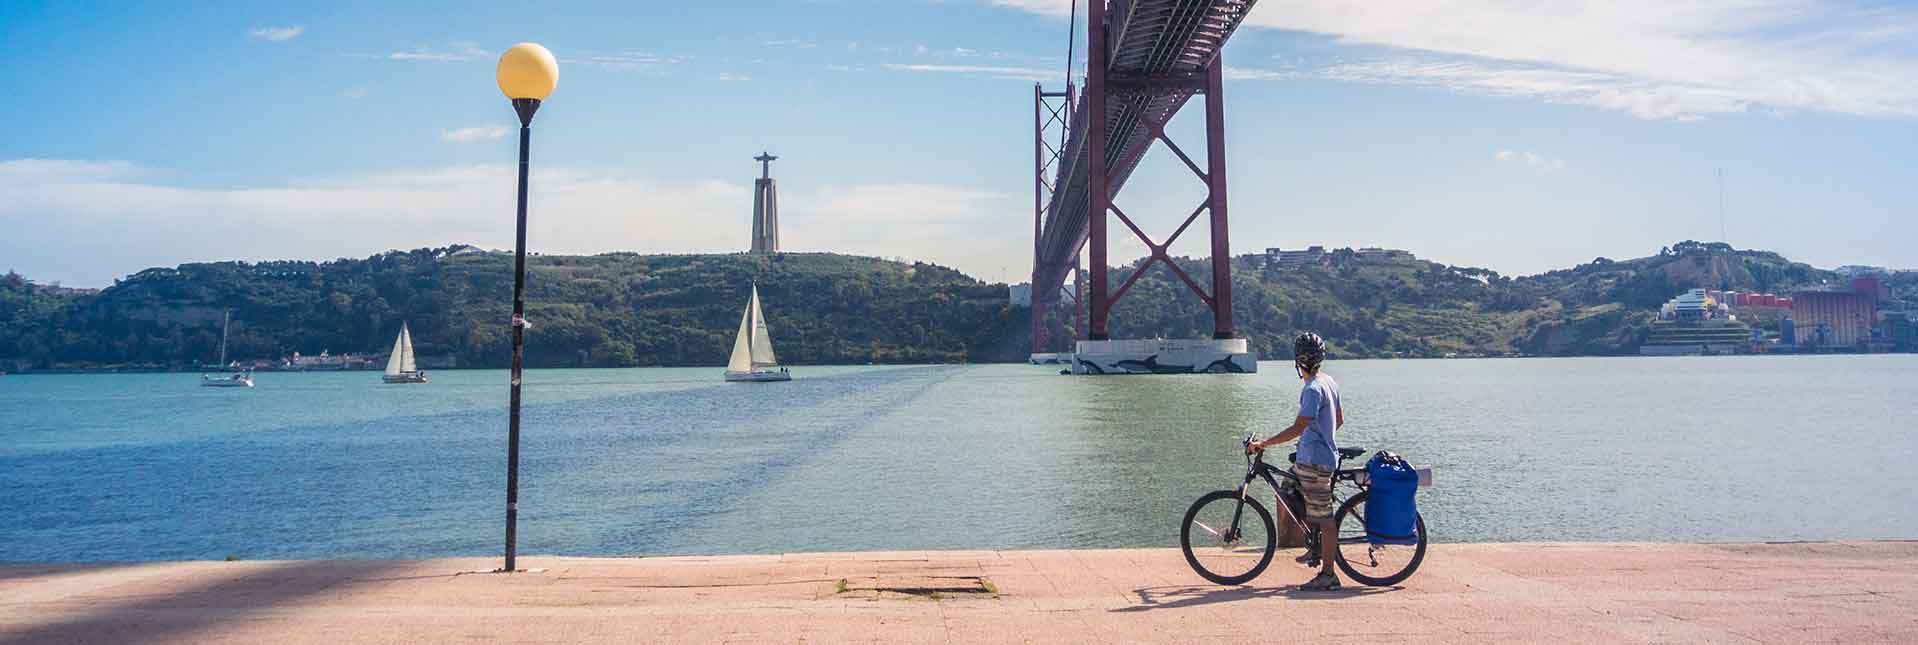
(1234, 451, 1368, 538)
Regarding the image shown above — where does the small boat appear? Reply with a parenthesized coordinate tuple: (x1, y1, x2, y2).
(201, 370, 254, 388)
(199, 310, 253, 388)
(724, 284, 791, 382)
(382, 322, 428, 384)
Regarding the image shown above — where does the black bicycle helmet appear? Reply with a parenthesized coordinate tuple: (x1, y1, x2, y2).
(1293, 332, 1327, 374)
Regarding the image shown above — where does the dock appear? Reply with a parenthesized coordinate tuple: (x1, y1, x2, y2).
(4, 541, 1914, 643)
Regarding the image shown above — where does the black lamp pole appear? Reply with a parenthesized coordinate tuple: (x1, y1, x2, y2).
(503, 96, 540, 573)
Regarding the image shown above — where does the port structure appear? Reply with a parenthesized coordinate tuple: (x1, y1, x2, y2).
(1031, 0, 1261, 374)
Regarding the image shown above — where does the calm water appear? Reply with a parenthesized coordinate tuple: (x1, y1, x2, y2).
(2, 356, 1915, 562)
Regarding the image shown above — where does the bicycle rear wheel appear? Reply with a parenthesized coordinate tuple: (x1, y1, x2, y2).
(1332, 490, 1427, 587)
(1180, 490, 1276, 585)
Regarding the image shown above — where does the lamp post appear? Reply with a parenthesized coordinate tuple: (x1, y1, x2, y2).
(495, 42, 557, 573)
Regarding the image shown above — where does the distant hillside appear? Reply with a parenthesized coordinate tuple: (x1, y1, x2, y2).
(1080, 240, 1907, 358)
(3, 241, 1908, 370)
(1, 248, 1024, 369)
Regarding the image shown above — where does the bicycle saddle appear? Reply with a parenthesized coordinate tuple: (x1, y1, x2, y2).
(1338, 447, 1367, 461)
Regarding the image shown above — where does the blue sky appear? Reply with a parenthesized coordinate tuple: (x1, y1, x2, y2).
(3, 0, 1915, 287)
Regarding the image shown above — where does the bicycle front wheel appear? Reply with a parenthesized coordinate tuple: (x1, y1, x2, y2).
(1331, 490, 1427, 586)
(1180, 490, 1276, 585)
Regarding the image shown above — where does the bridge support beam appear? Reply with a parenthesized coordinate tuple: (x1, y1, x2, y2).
(1204, 60, 1234, 340)
(1086, 0, 1111, 341)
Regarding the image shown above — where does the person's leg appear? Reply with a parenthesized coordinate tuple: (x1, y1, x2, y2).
(1296, 463, 1340, 589)
(1316, 517, 1338, 577)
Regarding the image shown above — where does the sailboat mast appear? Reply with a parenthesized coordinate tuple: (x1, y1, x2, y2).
(218, 309, 230, 366)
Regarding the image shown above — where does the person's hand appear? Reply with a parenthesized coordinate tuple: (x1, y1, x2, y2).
(1245, 439, 1265, 455)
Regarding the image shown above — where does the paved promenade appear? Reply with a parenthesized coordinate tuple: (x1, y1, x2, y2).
(4, 541, 1915, 643)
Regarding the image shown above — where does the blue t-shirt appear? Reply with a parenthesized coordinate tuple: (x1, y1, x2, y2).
(1294, 374, 1341, 468)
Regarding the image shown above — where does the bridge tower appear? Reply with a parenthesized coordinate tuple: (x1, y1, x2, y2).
(1031, 0, 1260, 374)
(1032, 83, 1083, 359)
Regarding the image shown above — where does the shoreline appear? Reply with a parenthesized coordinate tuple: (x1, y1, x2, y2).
(9, 351, 1916, 376)
(5, 541, 1914, 643)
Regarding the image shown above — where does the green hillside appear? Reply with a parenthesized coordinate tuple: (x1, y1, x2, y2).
(1, 247, 1022, 370)
(3, 241, 1909, 371)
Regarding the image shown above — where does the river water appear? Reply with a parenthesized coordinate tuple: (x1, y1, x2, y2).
(2, 356, 1914, 562)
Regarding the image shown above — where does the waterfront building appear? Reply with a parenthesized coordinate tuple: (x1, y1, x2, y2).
(1663, 289, 1721, 322)
(1790, 290, 1875, 348)
(750, 151, 780, 253)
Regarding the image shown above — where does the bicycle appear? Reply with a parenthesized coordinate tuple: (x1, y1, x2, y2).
(1179, 435, 1427, 586)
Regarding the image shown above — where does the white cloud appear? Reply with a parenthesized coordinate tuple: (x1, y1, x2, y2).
(342, 87, 369, 100)
(1494, 149, 1566, 171)
(248, 26, 304, 42)
(997, 0, 1918, 120)
(386, 44, 490, 62)
(881, 63, 1058, 82)
(565, 51, 688, 71)
(716, 73, 752, 81)
(439, 125, 511, 142)
(987, 0, 1078, 18)
(0, 160, 1030, 287)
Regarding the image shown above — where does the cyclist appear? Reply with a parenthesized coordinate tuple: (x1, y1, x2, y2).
(1248, 332, 1344, 590)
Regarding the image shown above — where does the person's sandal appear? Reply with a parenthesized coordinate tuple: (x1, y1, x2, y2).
(1300, 573, 1341, 591)
(1295, 552, 1317, 566)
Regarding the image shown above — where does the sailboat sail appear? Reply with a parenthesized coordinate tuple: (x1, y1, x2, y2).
(385, 323, 418, 376)
(727, 304, 754, 373)
(385, 328, 406, 376)
(398, 324, 417, 373)
(748, 287, 777, 367)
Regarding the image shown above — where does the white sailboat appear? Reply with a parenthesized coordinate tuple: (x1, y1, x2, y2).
(200, 309, 253, 388)
(724, 285, 791, 382)
(382, 322, 428, 384)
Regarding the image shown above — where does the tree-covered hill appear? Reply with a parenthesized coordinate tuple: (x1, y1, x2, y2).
(2, 248, 1024, 370)
(1076, 240, 1904, 359)
(3, 241, 1907, 371)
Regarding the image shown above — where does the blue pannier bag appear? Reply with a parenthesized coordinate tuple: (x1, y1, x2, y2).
(1364, 451, 1420, 545)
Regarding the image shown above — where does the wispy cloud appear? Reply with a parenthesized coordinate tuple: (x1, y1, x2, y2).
(382, 43, 490, 63)
(1494, 149, 1565, 171)
(248, 26, 304, 42)
(342, 87, 369, 100)
(996, 0, 1918, 121)
(564, 51, 689, 72)
(881, 63, 1057, 82)
(987, 0, 1077, 18)
(717, 72, 752, 82)
(439, 125, 510, 142)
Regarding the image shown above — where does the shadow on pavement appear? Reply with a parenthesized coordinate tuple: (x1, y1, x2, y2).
(0, 560, 462, 645)
(1113, 582, 1398, 612)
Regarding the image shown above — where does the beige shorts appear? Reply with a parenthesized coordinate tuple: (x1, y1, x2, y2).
(1282, 463, 1335, 521)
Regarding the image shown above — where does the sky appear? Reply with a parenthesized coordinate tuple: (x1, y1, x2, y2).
(2, 0, 1915, 288)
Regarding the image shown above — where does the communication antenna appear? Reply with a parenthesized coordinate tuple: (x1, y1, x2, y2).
(1717, 167, 1726, 242)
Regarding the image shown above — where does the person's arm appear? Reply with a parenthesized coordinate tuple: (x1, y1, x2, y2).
(1251, 415, 1312, 453)
(1336, 405, 1344, 430)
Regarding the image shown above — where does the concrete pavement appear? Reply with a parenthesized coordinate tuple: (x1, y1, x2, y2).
(3, 541, 1915, 643)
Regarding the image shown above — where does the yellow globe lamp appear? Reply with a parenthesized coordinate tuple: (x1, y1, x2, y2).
(496, 43, 558, 102)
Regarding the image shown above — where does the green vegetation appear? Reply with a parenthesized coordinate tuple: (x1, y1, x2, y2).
(0, 247, 1021, 370)
(2, 241, 1908, 371)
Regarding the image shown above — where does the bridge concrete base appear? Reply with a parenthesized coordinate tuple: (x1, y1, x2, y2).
(1071, 338, 1256, 374)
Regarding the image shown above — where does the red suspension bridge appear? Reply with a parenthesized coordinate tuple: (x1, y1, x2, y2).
(1031, 0, 1262, 374)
